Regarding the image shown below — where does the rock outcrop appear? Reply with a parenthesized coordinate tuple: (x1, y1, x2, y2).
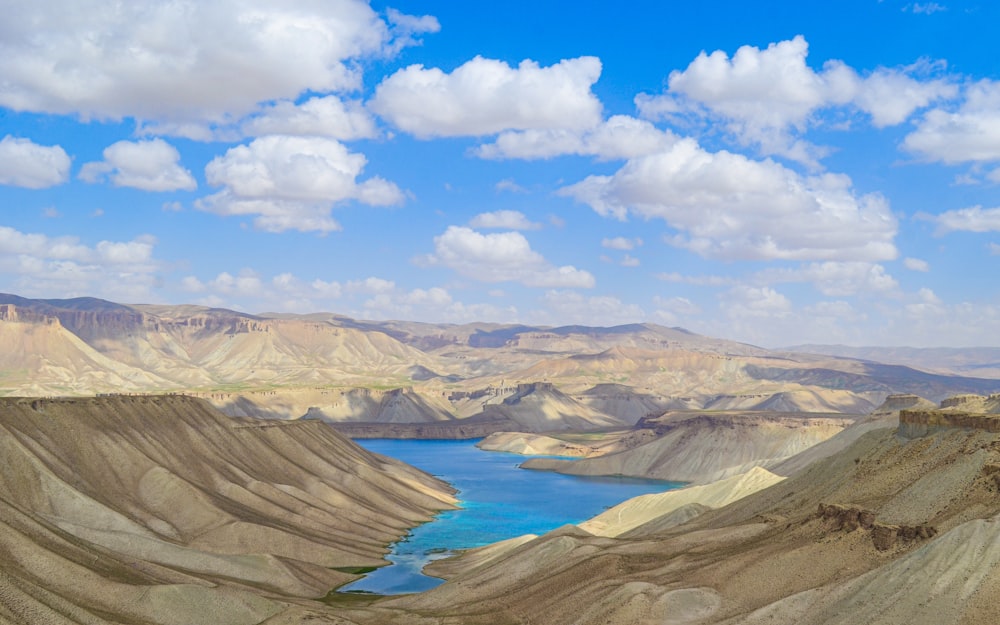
(817, 503, 937, 551)
(899, 409, 1000, 438)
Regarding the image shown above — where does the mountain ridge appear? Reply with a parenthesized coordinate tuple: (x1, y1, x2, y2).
(3, 293, 1000, 426)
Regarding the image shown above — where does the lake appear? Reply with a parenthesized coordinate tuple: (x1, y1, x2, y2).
(339, 439, 683, 594)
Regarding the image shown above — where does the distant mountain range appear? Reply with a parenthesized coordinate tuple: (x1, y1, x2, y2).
(786, 344, 1000, 378)
(3, 293, 1000, 427)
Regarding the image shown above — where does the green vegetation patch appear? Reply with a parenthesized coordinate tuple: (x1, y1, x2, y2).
(331, 565, 379, 575)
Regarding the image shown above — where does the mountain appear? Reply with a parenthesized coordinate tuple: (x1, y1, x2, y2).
(341, 403, 1000, 624)
(521, 411, 854, 483)
(3, 293, 1000, 427)
(785, 344, 1000, 378)
(0, 395, 455, 624)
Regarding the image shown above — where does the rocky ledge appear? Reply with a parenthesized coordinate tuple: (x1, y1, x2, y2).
(899, 409, 1000, 438)
(817, 503, 937, 551)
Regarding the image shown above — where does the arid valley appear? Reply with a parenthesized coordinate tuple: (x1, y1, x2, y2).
(4, 3, 1000, 623)
(5, 293, 1000, 624)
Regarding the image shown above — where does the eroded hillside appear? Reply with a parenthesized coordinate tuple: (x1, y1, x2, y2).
(0, 395, 455, 624)
(3, 293, 999, 433)
(330, 402, 1000, 625)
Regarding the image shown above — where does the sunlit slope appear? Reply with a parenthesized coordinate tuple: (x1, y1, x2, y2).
(356, 417, 1000, 625)
(478, 382, 628, 431)
(209, 385, 456, 423)
(3, 293, 1000, 421)
(522, 412, 852, 483)
(0, 395, 455, 624)
(0, 311, 175, 395)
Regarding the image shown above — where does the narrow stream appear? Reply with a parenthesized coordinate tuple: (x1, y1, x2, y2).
(340, 439, 683, 594)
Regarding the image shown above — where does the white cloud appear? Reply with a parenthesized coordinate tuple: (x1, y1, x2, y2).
(637, 36, 954, 162)
(656, 272, 734, 287)
(620, 254, 640, 267)
(346, 277, 396, 294)
(370, 56, 603, 137)
(755, 261, 899, 296)
(0, 1, 433, 129)
(601, 236, 642, 250)
(653, 295, 701, 326)
(904, 80, 1000, 164)
(241, 96, 377, 140)
(904, 257, 930, 272)
(419, 226, 595, 288)
(854, 65, 956, 127)
(495, 178, 528, 193)
(934, 205, 1000, 234)
(0, 136, 70, 189)
(79, 139, 196, 191)
(532, 290, 644, 326)
(721, 285, 792, 319)
(0, 226, 157, 300)
(204, 270, 264, 298)
(362, 286, 519, 323)
(469, 210, 542, 230)
(476, 115, 676, 160)
(197, 135, 404, 233)
(908, 3, 946, 14)
(561, 138, 897, 262)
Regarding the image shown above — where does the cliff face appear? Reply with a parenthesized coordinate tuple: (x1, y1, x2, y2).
(899, 409, 1000, 438)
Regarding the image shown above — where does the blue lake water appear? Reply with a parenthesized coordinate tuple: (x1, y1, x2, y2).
(339, 439, 684, 595)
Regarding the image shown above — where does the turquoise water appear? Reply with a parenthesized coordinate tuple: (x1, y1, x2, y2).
(339, 439, 683, 594)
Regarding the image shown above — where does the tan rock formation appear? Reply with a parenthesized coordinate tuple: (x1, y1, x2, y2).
(0, 395, 455, 624)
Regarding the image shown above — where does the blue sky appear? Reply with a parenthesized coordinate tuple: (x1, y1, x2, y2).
(2, 0, 1000, 347)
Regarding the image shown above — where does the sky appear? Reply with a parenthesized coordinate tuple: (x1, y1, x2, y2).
(2, 0, 1000, 348)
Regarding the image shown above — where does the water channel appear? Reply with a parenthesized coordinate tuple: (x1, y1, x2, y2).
(339, 439, 683, 594)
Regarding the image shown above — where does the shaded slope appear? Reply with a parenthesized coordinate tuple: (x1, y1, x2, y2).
(0, 395, 455, 625)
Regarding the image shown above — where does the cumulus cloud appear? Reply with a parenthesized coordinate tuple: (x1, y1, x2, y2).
(933, 205, 1000, 234)
(476, 115, 676, 160)
(653, 295, 701, 326)
(721, 285, 792, 319)
(0, 0, 431, 129)
(637, 36, 954, 162)
(532, 290, 644, 326)
(495, 178, 528, 193)
(181, 268, 517, 322)
(0, 226, 157, 300)
(904, 257, 930, 272)
(0, 136, 70, 188)
(346, 276, 395, 294)
(384, 7, 440, 54)
(370, 56, 603, 137)
(656, 272, 734, 287)
(904, 80, 1000, 164)
(601, 237, 643, 250)
(419, 226, 594, 288)
(561, 138, 897, 261)
(196, 135, 404, 233)
(79, 139, 196, 191)
(469, 210, 542, 230)
(755, 261, 899, 296)
(241, 96, 377, 140)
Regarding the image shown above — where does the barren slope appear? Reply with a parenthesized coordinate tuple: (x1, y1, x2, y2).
(339, 415, 1000, 625)
(522, 412, 853, 483)
(0, 395, 455, 625)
